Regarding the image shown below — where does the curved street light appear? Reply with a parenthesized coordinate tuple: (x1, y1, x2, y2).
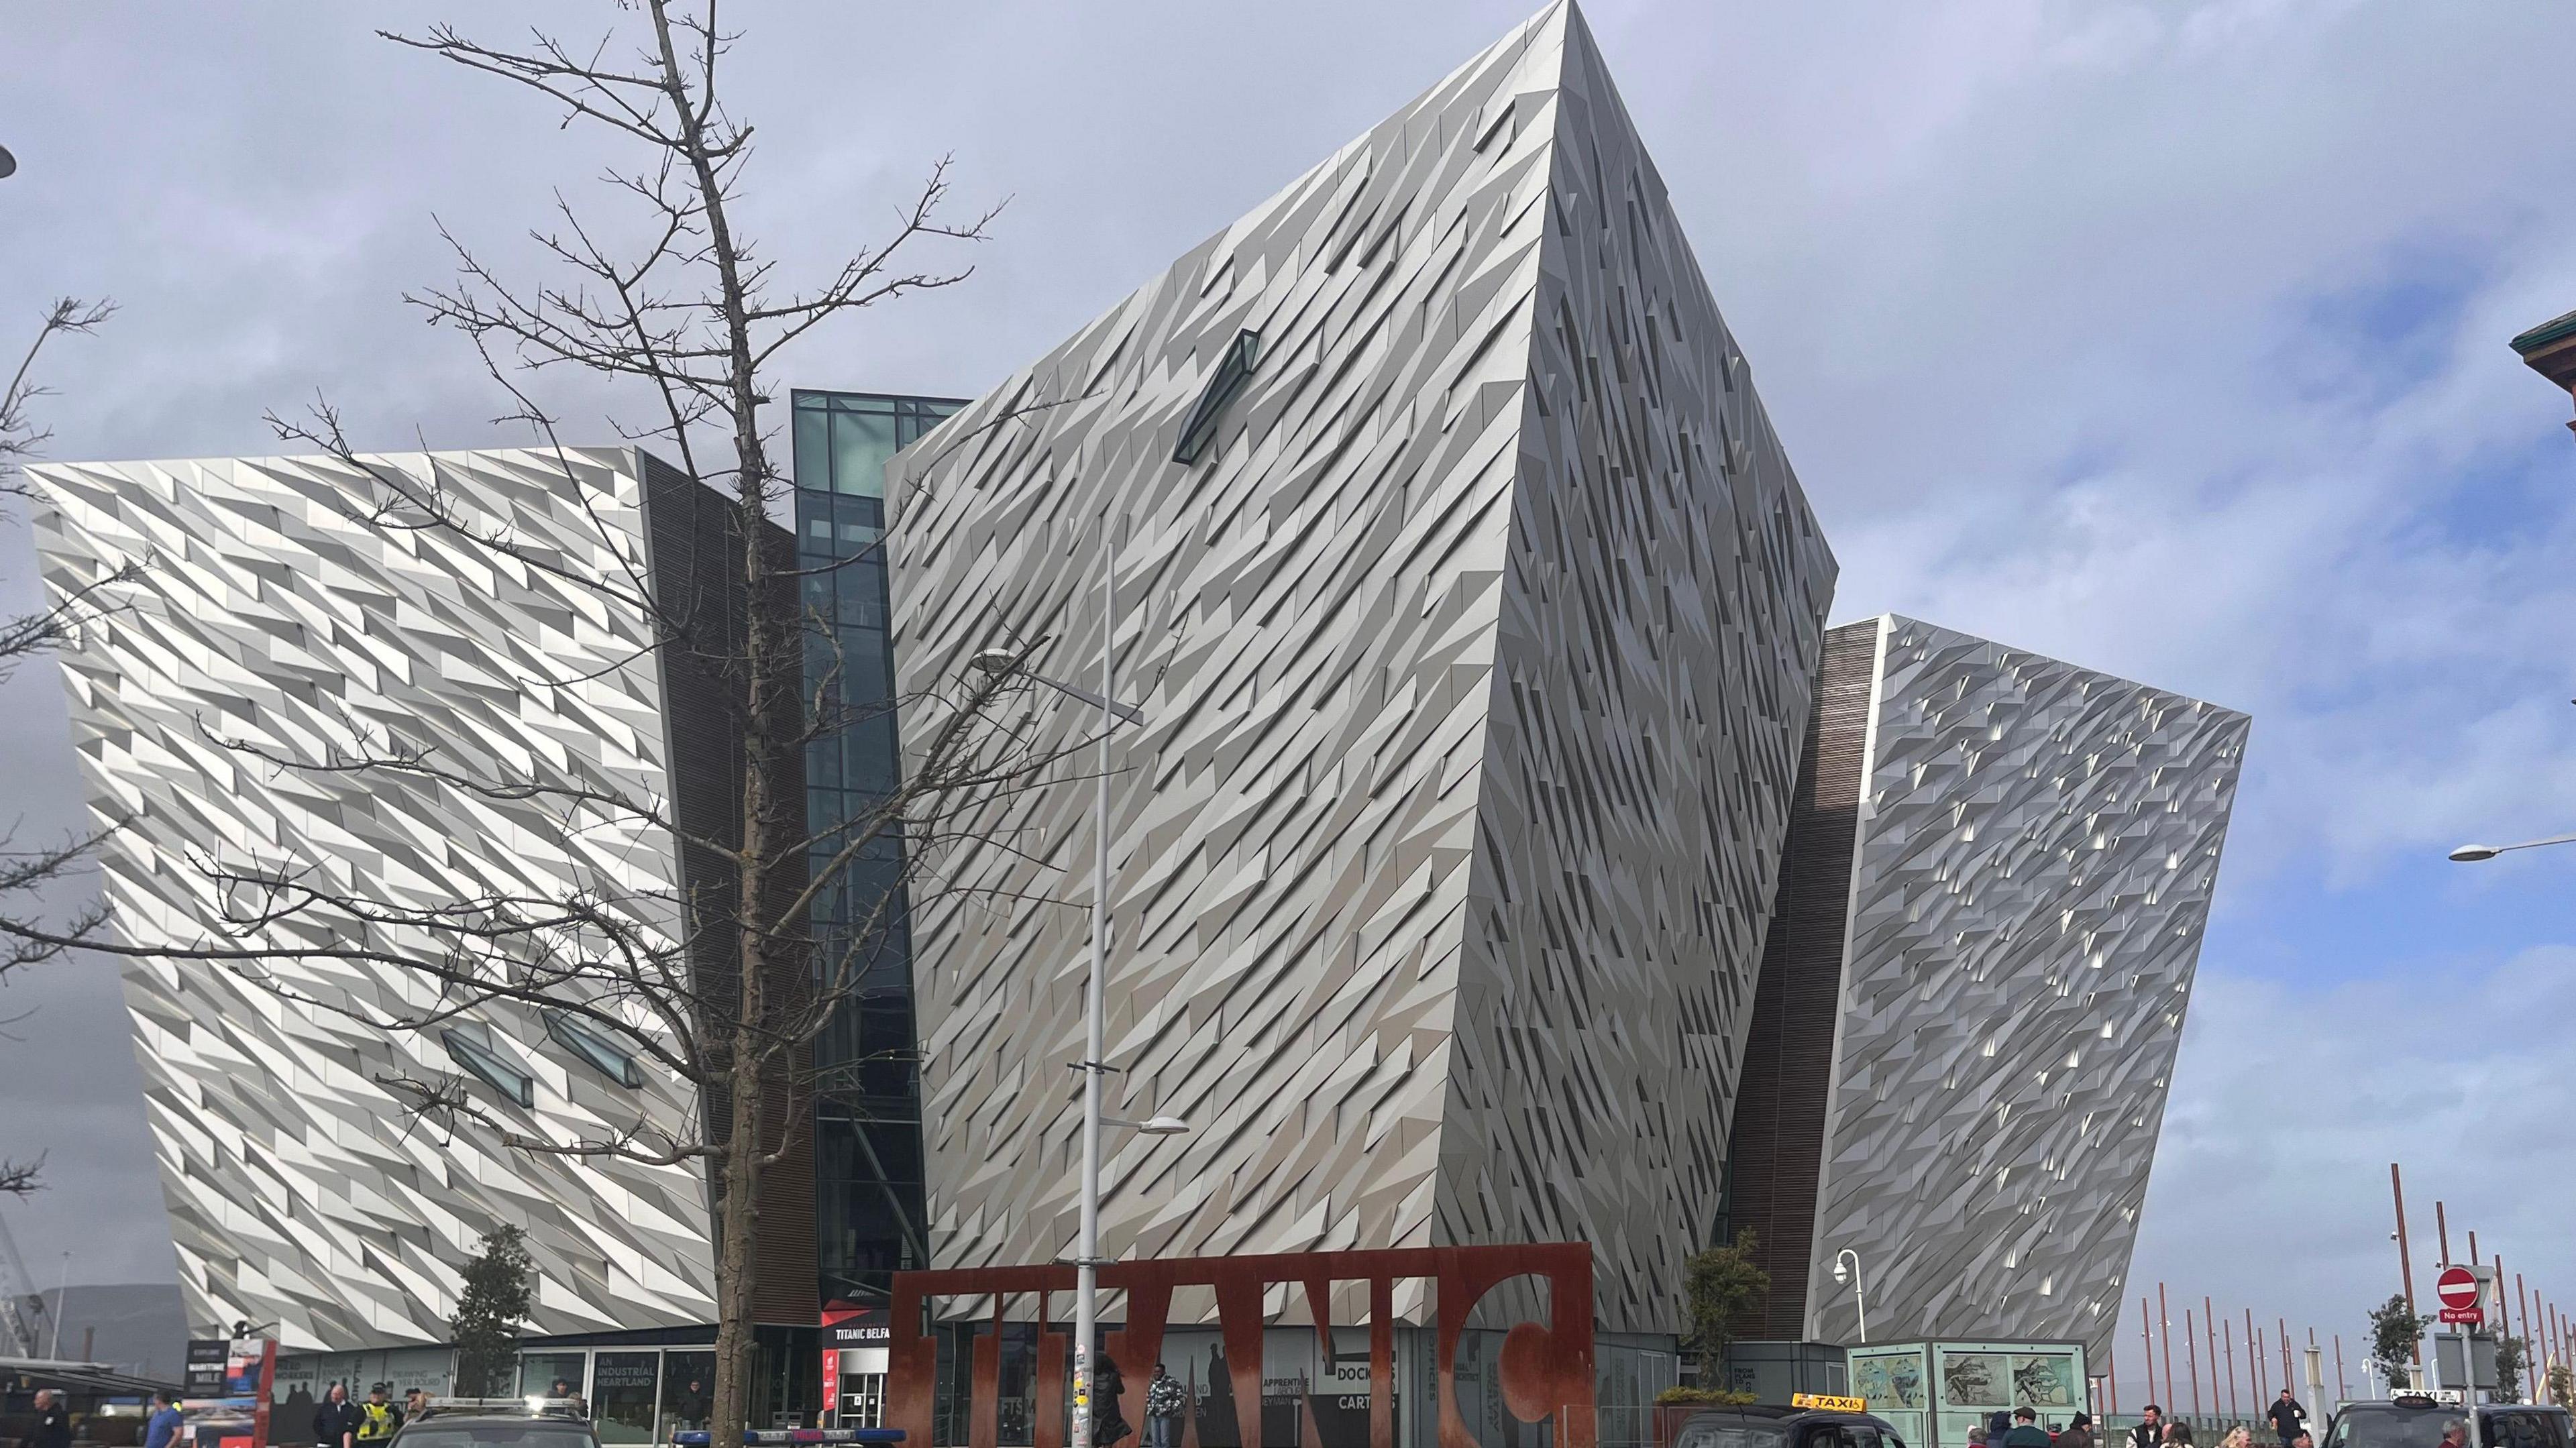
(969, 519, 1164, 1448)
(2448, 833, 2576, 863)
(1832, 1248, 1869, 1344)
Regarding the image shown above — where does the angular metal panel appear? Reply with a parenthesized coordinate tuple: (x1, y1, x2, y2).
(29, 449, 718, 1349)
(889, 1, 1831, 1335)
(1800, 615, 2249, 1356)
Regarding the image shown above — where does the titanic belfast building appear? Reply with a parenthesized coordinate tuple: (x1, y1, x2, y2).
(26, 0, 2243, 1422)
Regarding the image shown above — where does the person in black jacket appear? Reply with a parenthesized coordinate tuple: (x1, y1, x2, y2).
(314, 1383, 364, 1448)
(30, 1389, 72, 1448)
(2269, 1391, 2307, 1446)
(2131, 1407, 2165, 1448)
(1092, 1356, 1132, 1448)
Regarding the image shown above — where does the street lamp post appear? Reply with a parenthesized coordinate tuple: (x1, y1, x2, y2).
(1833, 1249, 1868, 1345)
(968, 516, 1167, 1448)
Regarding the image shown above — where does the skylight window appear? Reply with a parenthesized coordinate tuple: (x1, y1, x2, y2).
(442, 1027, 535, 1108)
(1171, 329, 1260, 464)
(547, 1010, 645, 1089)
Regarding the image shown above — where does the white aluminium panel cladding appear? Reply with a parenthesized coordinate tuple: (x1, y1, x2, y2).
(1802, 614, 2247, 1356)
(29, 448, 717, 1350)
(889, 1, 1833, 1333)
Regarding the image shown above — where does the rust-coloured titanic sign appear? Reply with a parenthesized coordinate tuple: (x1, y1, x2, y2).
(885, 1243, 1597, 1448)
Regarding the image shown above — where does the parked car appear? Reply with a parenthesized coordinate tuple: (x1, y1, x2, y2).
(388, 1400, 601, 1448)
(2322, 1396, 2572, 1448)
(1669, 1400, 1913, 1448)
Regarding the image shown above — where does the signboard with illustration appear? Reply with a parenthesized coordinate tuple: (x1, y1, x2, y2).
(1851, 1345, 1931, 1448)
(1847, 1340, 2088, 1448)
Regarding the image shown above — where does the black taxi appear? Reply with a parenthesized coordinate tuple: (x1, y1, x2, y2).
(1670, 1394, 1912, 1448)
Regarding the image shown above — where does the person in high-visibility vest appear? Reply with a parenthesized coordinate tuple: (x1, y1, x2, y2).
(356, 1384, 405, 1445)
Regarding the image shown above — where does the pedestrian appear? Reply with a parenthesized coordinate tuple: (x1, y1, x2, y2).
(145, 1390, 185, 1448)
(358, 1384, 402, 1445)
(2269, 1390, 2306, 1447)
(2165, 1423, 2195, 1448)
(314, 1382, 363, 1448)
(1992, 1411, 2016, 1443)
(2131, 1406, 2165, 1448)
(1144, 1363, 1185, 1448)
(2220, 1429, 2251, 1448)
(1093, 1355, 1132, 1448)
(1967, 1427, 1990, 1448)
(2059, 1413, 2096, 1448)
(2292, 1433, 2315, 1448)
(32, 1389, 72, 1448)
(548, 1380, 588, 1417)
(2004, 1408, 2053, 1448)
(2437, 1422, 2468, 1448)
(404, 1390, 427, 1423)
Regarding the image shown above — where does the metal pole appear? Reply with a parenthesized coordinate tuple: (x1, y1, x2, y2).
(2206, 1299, 2220, 1424)
(2143, 1299, 2157, 1408)
(2226, 1319, 2240, 1421)
(47, 1253, 67, 1359)
(1071, 517, 1114, 1448)
(1837, 1251, 1869, 1344)
(2335, 1335, 2348, 1404)
(2162, 1283, 2177, 1414)
(2188, 1309, 2202, 1419)
(2518, 1275, 2534, 1400)
(2394, 1166, 2421, 1368)
(2281, 1319, 2293, 1406)
(2436, 1203, 2451, 1268)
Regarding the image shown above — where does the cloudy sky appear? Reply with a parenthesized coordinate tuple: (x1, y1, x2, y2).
(7, 0, 2576, 1388)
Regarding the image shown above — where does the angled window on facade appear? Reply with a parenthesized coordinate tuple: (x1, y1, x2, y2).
(1171, 329, 1260, 463)
(443, 1025, 536, 1108)
(547, 1009, 646, 1089)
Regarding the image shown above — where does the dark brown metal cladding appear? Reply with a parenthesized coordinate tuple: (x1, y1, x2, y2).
(885, 1245, 1598, 1448)
(635, 450, 821, 1329)
(1723, 618, 1876, 1339)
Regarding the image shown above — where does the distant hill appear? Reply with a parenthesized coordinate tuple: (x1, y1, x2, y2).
(36, 1283, 185, 1382)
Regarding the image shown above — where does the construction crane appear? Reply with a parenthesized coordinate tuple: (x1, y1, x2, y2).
(0, 1200, 52, 1357)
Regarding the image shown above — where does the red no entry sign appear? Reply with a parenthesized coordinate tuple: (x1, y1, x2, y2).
(2438, 1266, 2480, 1311)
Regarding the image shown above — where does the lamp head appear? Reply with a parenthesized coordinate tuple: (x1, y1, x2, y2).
(2449, 844, 2501, 862)
(1833, 1260, 1849, 1285)
(970, 647, 1020, 676)
(1138, 1115, 1190, 1135)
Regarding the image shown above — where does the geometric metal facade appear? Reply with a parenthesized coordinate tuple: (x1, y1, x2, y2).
(1742, 615, 2247, 1357)
(28, 448, 718, 1350)
(888, 0, 1833, 1336)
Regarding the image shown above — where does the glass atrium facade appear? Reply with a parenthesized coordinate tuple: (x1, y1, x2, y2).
(790, 388, 963, 1308)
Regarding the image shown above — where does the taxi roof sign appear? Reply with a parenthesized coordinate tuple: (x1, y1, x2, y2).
(1792, 1394, 1869, 1414)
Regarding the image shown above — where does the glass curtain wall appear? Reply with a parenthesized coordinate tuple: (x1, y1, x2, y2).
(790, 389, 963, 1311)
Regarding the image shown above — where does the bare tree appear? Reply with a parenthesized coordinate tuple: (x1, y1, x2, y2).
(0, 7, 1079, 1440)
(1, 296, 121, 1198)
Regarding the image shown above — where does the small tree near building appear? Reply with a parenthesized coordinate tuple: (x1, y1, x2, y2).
(2547, 1363, 2573, 1408)
(2498, 1337, 2527, 1402)
(452, 1226, 535, 1396)
(1679, 1228, 1771, 1388)
(2366, 1294, 2431, 1392)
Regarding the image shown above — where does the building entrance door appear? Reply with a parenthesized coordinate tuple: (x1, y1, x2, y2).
(842, 1373, 887, 1429)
